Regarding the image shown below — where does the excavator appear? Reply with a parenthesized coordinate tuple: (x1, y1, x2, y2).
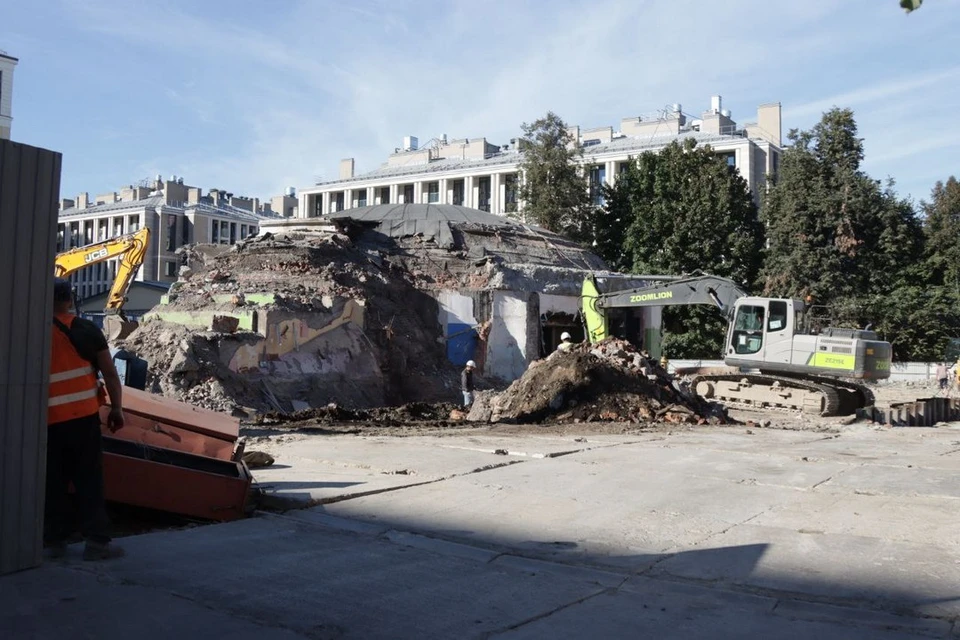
(582, 273, 892, 416)
(54, 227, 151, 342)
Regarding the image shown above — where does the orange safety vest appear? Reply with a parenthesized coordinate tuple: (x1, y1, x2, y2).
(48, 312, 101, 425)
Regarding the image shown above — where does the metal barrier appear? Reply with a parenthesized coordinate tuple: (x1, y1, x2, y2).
(860, 397, 960, 426)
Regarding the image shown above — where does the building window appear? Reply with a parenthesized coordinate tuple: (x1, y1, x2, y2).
(314, 197, 323, 217)
(166, 214, 177, 251)
(220, 221, 229, 244)
(478, 177, 491, 212)
(230, 223, 237, 244)
(181, 216, 190, 245)
(357, 190, 368, 207)
(128, 215, 140, 231)
(427, 181, 440, 203)
(618, 161, 632, 175)
(56, 226, 64, 252)
(240, 224, 247, 240)
(402, 184, 414, 204)
(718, 151, 736, 170)
(164, 261, 177, 278)
(588, 165, 606, 206)
(770, 150, 780, 184)
(113, 217, 123, 237)
(452, 179, 465, 206)
(334, 192, 344, 212)
(250, 226, 258, 237)
(379, 186, 390, 204)
(211, 219, 219, 243)
(504, 174, 518, 212)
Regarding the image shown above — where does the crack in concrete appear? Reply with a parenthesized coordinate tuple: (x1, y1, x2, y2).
(482, 578, 629, 639)
(303, 459, 527, 506)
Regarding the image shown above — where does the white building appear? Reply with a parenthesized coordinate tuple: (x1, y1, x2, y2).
(0, 51, 18, 140)
(57, 176, 282, 301)
(299, 96, 782, 218)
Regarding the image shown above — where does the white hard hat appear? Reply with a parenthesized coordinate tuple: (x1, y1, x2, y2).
(466, 360, 476, 368)
(560, 332, 572, 341)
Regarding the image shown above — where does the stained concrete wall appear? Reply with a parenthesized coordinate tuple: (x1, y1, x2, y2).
(0, 140, 61, 575)
(486, 292, 532, 381)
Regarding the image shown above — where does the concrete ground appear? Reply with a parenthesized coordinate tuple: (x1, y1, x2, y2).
(3, 420, 960, 639)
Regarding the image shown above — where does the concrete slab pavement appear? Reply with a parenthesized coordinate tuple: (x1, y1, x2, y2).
(2, 510, 952, 639)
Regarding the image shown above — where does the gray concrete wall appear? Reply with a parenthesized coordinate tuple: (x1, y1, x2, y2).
(0, 139, 61, 575)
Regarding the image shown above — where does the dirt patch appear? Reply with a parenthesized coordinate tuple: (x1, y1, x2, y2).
(468, 338, 729, 425)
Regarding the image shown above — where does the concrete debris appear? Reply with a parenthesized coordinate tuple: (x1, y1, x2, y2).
(242, 451, 275, 468)
(468, 338, 729, 425)
(256, 401, 461, 426)
(118, 231, 459, 414)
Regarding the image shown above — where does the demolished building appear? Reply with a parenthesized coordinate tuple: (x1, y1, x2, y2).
(120, 204, 661, 413)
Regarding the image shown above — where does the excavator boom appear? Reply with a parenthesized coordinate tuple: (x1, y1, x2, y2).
(583, 273, 748, 343)
(54, 227, 151, 313)
(54, 228, 151, 340)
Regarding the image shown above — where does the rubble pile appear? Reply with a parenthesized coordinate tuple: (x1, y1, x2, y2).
(256, 401, 461, 426)
(468, 338, 728, 425)
(118, 231, 459, 414)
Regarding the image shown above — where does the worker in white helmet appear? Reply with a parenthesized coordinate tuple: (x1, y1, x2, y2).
(556, 331, 575, 353)
(461, 360, 476, 407)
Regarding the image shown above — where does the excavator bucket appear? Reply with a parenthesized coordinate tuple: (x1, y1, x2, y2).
(103, 315, 138, 342)
(582, 277, 608, 344)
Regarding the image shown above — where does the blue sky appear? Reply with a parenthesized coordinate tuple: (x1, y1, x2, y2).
(2, 0, 958, 205)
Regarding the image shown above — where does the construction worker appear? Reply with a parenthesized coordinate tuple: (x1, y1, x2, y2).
(556, 332, 575, 353)
(936, 362, 949, 392)
(461, 360, 476, 407)
(46, 278, 125, 561)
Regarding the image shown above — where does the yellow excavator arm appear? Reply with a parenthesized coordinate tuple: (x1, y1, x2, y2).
(54, 227, 151, 315)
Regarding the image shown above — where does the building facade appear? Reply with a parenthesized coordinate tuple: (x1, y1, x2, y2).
(299, 96, 782, 219)
(0, 51, 18, 140)
(57, 176, 281, 301)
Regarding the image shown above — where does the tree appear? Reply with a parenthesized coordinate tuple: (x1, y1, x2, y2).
(761, 108, 879, 306)
(517, 112, 591, 236)
(922, 177, 960, 290)
(600, 138, 764, 357)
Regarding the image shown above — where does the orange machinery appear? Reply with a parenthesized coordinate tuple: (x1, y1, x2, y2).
(99, 388, 253, 522)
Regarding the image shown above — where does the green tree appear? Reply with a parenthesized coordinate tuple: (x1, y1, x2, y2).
(761, 108, 867, 303)
(601, 138, 764, 357)
(922, 177, 960, 290)
(517, 112, 591, 236)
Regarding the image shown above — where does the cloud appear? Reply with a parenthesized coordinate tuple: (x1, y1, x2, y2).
(49, 0, 960, 203)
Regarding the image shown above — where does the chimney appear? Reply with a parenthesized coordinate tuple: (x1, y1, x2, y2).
(710, 95, 722, 114)
(76, 192, 89, 210)
(187, 187, 202, 204)
(59, 198, 75, 210)
(339, 158, 355, 180)
(402, 136, 419, 151)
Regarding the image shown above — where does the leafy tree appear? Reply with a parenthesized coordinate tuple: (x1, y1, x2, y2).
(517, 112, 591, 236)
(600, 138, 764, 357)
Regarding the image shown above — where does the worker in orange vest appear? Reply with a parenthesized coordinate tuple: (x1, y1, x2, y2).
(46, 278, 125, 561)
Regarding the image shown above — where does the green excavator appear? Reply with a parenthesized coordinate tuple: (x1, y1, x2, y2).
(582, 274, 892, 416)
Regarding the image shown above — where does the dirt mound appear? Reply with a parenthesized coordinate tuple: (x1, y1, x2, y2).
(468, 339, 727, 425)
(256, 401, 461, 426)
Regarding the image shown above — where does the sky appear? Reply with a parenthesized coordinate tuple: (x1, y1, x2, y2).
(2, 0, 959, 205)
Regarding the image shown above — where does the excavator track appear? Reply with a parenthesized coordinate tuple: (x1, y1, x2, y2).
(690, 373, 850, 416)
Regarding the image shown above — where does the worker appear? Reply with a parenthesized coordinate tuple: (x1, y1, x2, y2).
(556, 332, 575, 353)
(936, 362, 949, 392)
(461, 360, 476, 407)
(46, 278, 126, 561)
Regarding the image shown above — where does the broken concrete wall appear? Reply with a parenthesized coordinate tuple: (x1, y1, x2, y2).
(487, 291, 534, 381)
